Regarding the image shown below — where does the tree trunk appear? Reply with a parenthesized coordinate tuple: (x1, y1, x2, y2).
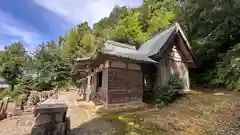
(10, 83, 14, 91)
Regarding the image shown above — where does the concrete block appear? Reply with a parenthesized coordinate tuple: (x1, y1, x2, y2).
(55, 112, 64, 123)
(34, 114, 52, 126)
(34, 99, 67, 115)
(53, 122, 66, 135)
(31, 125, 46, 135)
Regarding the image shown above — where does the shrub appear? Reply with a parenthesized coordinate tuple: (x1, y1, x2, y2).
(213, 44, 240, 91)
(154, 74, 184, 105)
(143, 90, 155, 104)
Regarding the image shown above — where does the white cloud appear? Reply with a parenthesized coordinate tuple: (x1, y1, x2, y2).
(34, 0, 142, 26)
(0, 10, 43, 46)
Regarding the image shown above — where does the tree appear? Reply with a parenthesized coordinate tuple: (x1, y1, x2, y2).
(140, 0, 151, 32)
(5, 0, 239, 93)
(111, 12, 149, 46)
(62, 22, 95, 62)
(179, 0, 240, 86)
(58, 36, 65, 47)
(93, 6, 131, 40)
(32, 41, 71, 91)
(144, 0, 178, 35)
(93, 1, 178, 46)
(0, 42, 26, 91)
(213, 44, 240, 91)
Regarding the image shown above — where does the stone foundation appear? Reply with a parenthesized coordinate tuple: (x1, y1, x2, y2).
(95, 101, 146, 114)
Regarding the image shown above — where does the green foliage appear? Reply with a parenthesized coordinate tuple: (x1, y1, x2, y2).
(1, 0, 240, 100)
(93, 0, 178, 46)
(32, 41, 71, 91)
(144, 0, 178, 34)
(179, 0, 240, 87)
(213, 43, 240, 91)
(0, 42, 26, 91)
(62, 22, 94, 61)
(93, 6, 130, 39)
(111, 12, 149, 46)
(15, 75, 33, 93)
(154, 74, 184, 105)
(0, 0, 180, 99)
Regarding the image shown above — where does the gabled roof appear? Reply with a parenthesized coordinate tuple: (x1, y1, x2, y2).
(138, 24, 177, 56)
(137, 22, 197, 67)
(76, 40, 158, 64)
(105, 40, 136, 50)
(102, 40, 157, 63)
(75, 22, 197, 68)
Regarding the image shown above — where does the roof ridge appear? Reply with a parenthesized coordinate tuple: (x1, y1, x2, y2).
(137, 23, 178, 56)
(149, 23, 177, 40)
(106, 40, 136, 50)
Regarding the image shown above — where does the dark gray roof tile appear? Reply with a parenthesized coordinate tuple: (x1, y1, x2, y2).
(102, 41, 157, 63)
(138, 25, 176, 56)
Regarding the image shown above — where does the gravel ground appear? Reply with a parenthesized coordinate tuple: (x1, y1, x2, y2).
(58, 91, 95, 129)
(0, 91, 95, 135)
(137, 90, 240, 135)
(0, 112, 33, 135)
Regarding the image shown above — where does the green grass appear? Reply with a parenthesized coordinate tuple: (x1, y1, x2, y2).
(103, 113, 167, 135)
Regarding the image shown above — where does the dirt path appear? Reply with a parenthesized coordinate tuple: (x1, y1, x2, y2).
(0, 91, 96, 135)
(0, 112, 33, 135)
(0, 91, 146, 135)
(58, 91, 95, 129)
(59, 91, 124, 135)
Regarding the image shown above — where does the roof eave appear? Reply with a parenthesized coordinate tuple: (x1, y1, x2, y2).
(101, 53, 158, 64)
(175, 22, 198, 68)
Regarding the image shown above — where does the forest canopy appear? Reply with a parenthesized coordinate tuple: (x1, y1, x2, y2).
(0, 0, 239, 97)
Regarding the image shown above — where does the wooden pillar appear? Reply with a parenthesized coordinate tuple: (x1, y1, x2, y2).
(86, 75, 91, 102)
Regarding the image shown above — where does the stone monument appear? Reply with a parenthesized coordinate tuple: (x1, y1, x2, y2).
(31, 99, 70, 135)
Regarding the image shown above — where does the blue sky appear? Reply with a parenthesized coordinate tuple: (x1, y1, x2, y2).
(0, 0, 142, 50)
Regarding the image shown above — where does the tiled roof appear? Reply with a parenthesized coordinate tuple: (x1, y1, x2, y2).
(138, 25, 177, 57)
(75, 22, 196, 67)
(102, 40, 158, 63)
(76, 23, 178, 64)
(105, 40, 136, 50)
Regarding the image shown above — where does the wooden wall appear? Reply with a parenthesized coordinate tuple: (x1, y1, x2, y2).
(107, 60, 143, 104)
(155, 45, 190, 89)
(97, 68, 108, 103)
(85, 59, 144, 105)
(86, 60, 109, 104)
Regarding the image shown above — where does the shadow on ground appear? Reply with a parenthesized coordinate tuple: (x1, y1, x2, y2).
(69, 113, 166, 135)
(69, 117, 126, 135)
(70, 89, 240, 135)
(137, 90, 240, 135)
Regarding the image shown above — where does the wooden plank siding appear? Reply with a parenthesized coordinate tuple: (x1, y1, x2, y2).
(155, 43, 190, 89)
(95, 68, 108, 104)
(107, 60, 143, 104)
(86, 59, 144, 105)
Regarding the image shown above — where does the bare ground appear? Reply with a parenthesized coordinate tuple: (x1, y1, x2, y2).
(85, 89, 240, 135)
(0, 91, 95, 135)
(0, 112, 33, 135)
(0, 90, 239, 135)
(133, 89, 240, 135)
